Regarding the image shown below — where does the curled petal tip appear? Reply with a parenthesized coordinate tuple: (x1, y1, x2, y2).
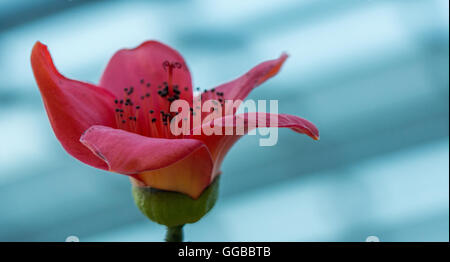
(33, 41, 44, 48)
(31, 41, 47, 56)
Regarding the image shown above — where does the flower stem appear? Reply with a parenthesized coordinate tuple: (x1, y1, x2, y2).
(165, 225, 184, 242)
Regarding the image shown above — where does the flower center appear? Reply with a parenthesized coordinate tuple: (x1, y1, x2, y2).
(111, 61, 227, 138)
(111, 60, 188, 138)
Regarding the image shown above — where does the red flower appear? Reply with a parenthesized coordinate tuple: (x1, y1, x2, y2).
(31, 41, 319, 199)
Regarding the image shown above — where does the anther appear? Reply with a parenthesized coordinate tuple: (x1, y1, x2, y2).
(162, 61, 170, 71)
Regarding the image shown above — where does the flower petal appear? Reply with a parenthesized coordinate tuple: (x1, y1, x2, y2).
(80, 125, 213, 198)
(31, 42, 116, 169)
(133, 146, 214, 199)
(99, 41, 193, 125)
(189, 112, 319, 178)
(198, 53, 288, 115)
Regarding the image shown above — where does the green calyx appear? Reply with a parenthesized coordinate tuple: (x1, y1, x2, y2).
(132, 177, 219, 227)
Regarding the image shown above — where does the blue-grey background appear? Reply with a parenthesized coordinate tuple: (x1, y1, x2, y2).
(0, 0, 448, 241)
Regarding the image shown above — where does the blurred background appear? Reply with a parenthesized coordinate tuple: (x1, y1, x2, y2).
(0, 0, 448, 242)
